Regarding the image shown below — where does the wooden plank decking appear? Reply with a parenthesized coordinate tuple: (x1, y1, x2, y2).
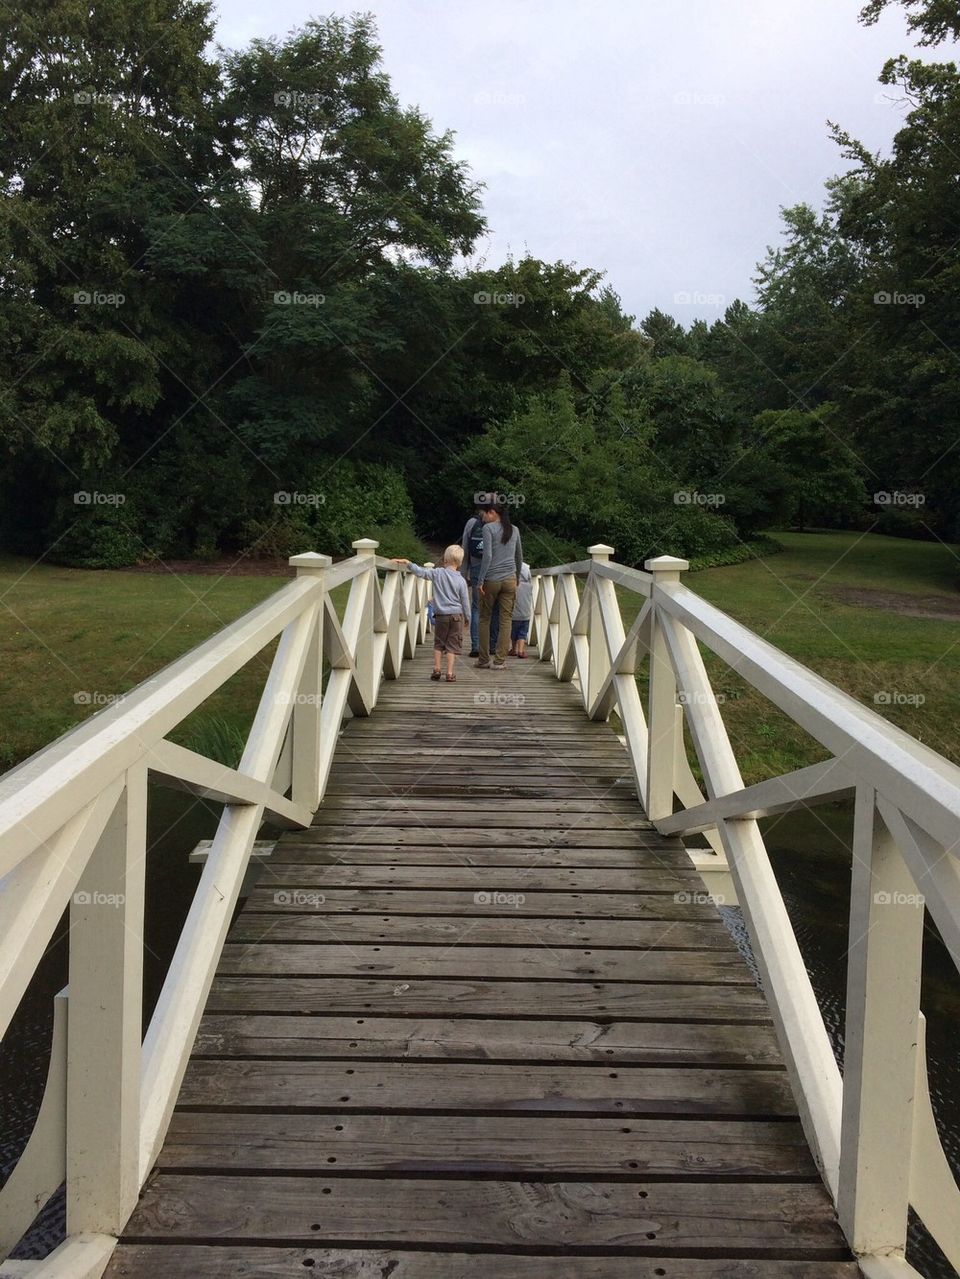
(107, 647, 855, 1277)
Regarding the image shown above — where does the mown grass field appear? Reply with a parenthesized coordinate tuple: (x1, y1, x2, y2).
(1, 530, 958, 781)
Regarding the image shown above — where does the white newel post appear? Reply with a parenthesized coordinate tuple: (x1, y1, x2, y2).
(839, 786, 923, 1258)
(288, 552, 330, 811)
(586, 544, 617, 714)
(421, 562, 435, 643)
(65, 763, 147, 1235)
(644, 555, 689, 822)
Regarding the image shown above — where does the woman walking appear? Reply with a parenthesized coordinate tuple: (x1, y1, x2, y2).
(475, 500, 523, 670)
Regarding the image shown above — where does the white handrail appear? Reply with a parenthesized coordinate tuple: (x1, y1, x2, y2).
(531, 545, 960, 1279)
(0, 538, 434, 1272)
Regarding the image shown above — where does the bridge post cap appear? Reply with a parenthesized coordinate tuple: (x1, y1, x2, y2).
(588, 543, 615, 558)
(288, 551, 333, 571)
(645, 555, 689, 573)
(424, 561, 435, 568)
(352, 537, 380, 553)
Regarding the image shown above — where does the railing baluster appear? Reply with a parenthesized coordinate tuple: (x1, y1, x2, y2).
(645, 555, 688, 821)
(839, 786, 923, 1258)
(65, 763, 147, 1235)
(288, 553, 330, 811)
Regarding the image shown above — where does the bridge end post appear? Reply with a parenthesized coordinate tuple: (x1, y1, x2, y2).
(644, 555, 688, 822)
(288, 552, 332, 811)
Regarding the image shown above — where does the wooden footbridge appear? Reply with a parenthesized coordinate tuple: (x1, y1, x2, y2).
(1, 540, 958, 1278)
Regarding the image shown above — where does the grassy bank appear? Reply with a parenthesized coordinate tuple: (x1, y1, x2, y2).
(652, 530, 960, 784)
(1, 531, 958, 782)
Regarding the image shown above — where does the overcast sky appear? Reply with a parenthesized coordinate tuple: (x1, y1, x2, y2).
(211, 0, 921, 324)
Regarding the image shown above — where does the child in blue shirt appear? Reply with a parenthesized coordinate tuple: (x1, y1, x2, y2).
(392, 545, 471, 682)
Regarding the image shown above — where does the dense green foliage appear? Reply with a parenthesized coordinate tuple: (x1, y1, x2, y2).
(1, 0, 957, 569)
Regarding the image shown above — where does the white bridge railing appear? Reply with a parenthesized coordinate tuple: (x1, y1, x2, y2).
(0, 539, 432, 1278)
(531, 544, 960, 1279)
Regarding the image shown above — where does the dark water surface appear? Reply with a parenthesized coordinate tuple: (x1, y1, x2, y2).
(2, 795, 958, 1272)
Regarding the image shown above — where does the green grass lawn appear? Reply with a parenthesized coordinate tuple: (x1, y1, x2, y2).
(626, 530, 960, 784)
(1, 531, 959, 783)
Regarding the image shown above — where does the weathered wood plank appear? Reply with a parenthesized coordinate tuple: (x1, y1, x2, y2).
(192, 1014, 779, 1065)
(267, 846, 692, 868)
(227, 915, 734, 949)
(157, 1112, 813, 1177)
(241, 888, 722, 919)
(177, 1059, 797, 1116)
(123, 1176, 846, 1254)
(306, 811, 655, 829)
(214, 943, 753, 985)
(280, 827, 682, 849)
(205, 977, 772, 1021)
(261, 866, 700, 891)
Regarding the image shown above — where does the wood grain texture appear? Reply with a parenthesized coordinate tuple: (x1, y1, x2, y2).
(106, 1248, 861, 1278)
(111, 647, 849, 1273)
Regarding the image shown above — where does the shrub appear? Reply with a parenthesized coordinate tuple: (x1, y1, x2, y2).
(53, 502, 142, 569)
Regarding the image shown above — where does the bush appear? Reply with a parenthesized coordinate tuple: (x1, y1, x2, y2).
(53, 502, 142, 568)
(368, 521, 428, 561)
(688, 535, 784, 572)
(521, 527, 584, 569)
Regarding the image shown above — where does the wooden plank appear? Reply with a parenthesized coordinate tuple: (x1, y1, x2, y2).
(192, 1014, 780, 1065)
(215, 943, 754, 985)
(280, 828, 682, 849)
(106, 1248, 860, 1278)
(177, 1059, 796, 1116)
(316, 796, 648, 811)
(307, 810, 655, 829)
(261, 866, 699, 891)
(266, 846, 691, 868)
(157, 1111, 813, 1177)
(226, 915, 735, 949)
(241, 888, 724, 919)
(205, 976, 773, 1021)
(123, 1176, 845, 1254)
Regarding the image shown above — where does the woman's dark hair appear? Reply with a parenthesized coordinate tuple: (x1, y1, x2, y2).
(479, 500, 514, 545)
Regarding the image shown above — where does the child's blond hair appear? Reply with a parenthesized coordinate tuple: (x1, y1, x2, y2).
(443, 543, 464, 567)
